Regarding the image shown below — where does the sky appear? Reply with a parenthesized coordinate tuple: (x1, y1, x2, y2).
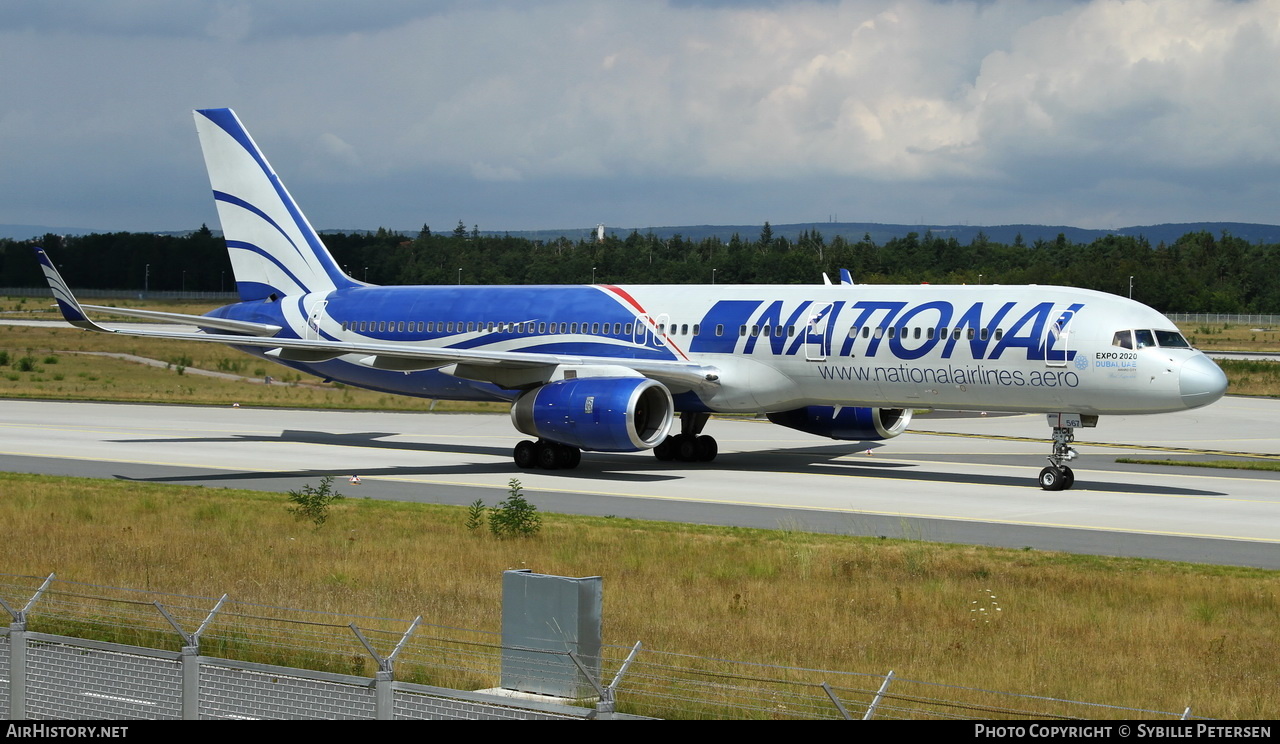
(3, 0, 1279, 234)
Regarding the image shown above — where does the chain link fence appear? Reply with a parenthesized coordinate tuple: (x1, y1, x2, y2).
(0, 572, 1213, 721)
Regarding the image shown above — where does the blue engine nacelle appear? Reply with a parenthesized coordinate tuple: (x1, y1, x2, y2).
(511, 377, 674, 452)
(766, 406, 912, 440)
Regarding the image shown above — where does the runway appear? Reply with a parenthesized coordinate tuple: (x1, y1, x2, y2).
(2, 397, 1278, 568)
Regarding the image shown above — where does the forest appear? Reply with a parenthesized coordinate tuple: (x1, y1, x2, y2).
(3, 222, 1277, 313)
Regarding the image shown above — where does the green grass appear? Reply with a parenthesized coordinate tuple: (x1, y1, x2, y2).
(1116, 457, 1280, 472)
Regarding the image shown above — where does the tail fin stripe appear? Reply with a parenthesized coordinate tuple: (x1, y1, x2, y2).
(213, 189, 309, 264)
(225, 240, 314, 295)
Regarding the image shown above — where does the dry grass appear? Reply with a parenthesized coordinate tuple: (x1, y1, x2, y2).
(1181, 322, 1280, 353)
(1, 473, 1276, 718)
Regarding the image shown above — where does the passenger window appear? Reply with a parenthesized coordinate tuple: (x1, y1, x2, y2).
(1112, 330, 1134, 349)
(888, 326, 896, 339)
(625, 323, 633, 335)
(874, 327, 884, 339)
(740, 325, 747, 336)
(927, 327, 934, 340)
(1135, 329, 1156, 348)
(716, 324, 724, 336)
(953, 328, 962, 340)
(967, 328, 975, 340)
(615, 323, 622, 335)
(751, 325, 760, 337)
(693, 324, 700, 335)
(862, 327, 870, 338)
(592, 323, 600, 334)
(994, 328, 1003, 341)
(980, 328, 988, 341)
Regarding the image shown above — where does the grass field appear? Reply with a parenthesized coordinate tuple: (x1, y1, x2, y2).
(2, 473, 1276, 719)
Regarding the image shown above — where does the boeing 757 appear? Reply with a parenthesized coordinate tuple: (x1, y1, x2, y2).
(35, 108, 1228, 489)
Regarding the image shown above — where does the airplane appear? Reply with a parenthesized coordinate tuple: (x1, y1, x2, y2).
(34, 108, 1229, 490)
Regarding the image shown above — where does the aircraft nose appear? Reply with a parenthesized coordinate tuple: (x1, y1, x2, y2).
(1179, 354, 1228, 409)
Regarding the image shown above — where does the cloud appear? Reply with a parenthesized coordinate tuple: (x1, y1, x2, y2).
(2, 1, 1278, 230)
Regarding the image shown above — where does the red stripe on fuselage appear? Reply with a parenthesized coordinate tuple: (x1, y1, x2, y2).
(599, 284, 690, 361)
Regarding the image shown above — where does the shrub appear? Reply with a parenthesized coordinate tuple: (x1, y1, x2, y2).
(465, 499, 486, 531)
(488, 479, 541, 539)
(286, 475, 344, 527)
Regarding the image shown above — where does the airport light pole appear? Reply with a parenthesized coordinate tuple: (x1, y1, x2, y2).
(457, 268, 462, 285)
(145, 264, 149, 294)
(712, 268, 717, 285)
(592, 266, 596, 284)
(1129, 276, 1134, 299)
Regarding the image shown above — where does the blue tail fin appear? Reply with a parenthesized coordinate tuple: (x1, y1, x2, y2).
(193, 108, 359, 301)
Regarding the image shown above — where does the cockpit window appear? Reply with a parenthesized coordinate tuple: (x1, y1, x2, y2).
(1112, 330, 1134, 349)
(1154, 330, 1191, 348)
(1134, 329, 1156, 348)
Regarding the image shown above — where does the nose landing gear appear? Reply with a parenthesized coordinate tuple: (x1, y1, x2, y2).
(1038, 416, 1089, 490)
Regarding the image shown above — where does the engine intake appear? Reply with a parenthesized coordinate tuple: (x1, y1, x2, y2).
(511, 377, 674, 452)
(766, 406, 912, 441)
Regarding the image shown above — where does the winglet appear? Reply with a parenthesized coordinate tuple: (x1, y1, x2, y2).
(839, 268, 854, 285)
(32, 247, 112, 332)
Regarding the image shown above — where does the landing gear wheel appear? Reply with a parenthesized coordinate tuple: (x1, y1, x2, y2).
(536, 440, 561, 470)
(557, 443, 582, 469)
(1060, 466, 1074, 490)
(675, 434, 699, 462)
(513, 440, 536, 470)
(695, 435, 718, 462)
(653, 436, 677, 461)
(1039, 466, 1065, 491)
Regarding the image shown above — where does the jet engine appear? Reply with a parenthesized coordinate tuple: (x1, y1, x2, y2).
(766, 406, 912, 440)
(511, 377, 674, 452)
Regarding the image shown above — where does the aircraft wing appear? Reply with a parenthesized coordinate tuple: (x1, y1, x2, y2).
(34, 248, 721, 391)
(78, 304, 283, 336)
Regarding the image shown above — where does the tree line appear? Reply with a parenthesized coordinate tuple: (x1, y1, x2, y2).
(3, 222, 1277, 313)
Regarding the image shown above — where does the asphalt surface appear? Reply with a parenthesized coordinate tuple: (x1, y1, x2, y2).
(2, 396, 1278, 568)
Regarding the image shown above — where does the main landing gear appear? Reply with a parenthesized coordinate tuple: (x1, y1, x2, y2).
(511, 412, 722, 470)
(653, 412, 718, 463)
(1038, 425, 1078, 491)
(513, 439, 581, 471)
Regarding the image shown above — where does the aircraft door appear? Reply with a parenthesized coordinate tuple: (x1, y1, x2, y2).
(805, 303, 833, 362)
(1045, 309, 1075, 367)
(306, 299, 328, 341)
(633, 313, 653, 348)
(653, 313, 671, 350)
